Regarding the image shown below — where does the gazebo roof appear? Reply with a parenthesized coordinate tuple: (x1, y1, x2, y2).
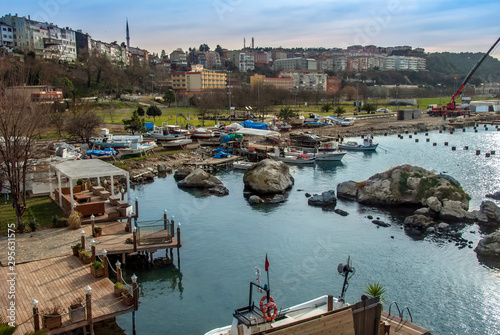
(52, 159, 128, 180)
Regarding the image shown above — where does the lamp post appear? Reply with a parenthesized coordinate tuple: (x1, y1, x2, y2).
(149, 74, 155, 100)
(169, 89, 178, 125)
(227, 72, 232, 122)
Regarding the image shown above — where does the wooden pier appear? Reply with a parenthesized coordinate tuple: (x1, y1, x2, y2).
(184, 155, 241, 171)
(0, 255, 134, 335)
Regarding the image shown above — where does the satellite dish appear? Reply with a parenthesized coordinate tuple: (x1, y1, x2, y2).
(337, 263, 344, 274)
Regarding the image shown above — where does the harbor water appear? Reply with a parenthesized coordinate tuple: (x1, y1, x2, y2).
(116, 126, 500, 335)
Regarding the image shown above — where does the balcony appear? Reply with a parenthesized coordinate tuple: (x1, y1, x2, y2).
(43, 38, 62, 47)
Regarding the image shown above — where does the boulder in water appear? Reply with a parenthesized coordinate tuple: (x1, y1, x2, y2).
(308, 190, 337, 208)
(178, 168, 225, 191)
(475, 230, 500, 258)
(243, 159, 294, 194)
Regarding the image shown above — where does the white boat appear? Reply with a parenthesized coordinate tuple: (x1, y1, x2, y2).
(190, 127, 213, 140)
(315, 141, 347, 161)
(233, 161, 255, 170)
(198, 138, 221, 146)
(117, 141, 156, 157)
(270, 149, 316, 164)
(148, 122, 191, 141)
(161, 138, 193, 150)
(90, 128, 143, 148)
(339, 138, 378, 151)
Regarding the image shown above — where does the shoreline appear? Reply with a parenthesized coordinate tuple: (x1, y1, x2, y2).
(125, 113, 500, 182)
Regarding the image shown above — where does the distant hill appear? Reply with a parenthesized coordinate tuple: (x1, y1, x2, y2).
(426, 52, 500, 84)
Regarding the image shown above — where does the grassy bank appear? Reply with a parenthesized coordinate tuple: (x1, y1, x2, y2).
(0, 196, 65, 234)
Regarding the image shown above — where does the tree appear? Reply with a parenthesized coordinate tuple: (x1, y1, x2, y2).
(0, 82, 50, 228)
(339, 86, 357, 100)
(123, 110, 146, 134)
(334, 106, 346, 117)
(137, 106, 145, 117)
(163, 90, 176, 107)
(215, 45, 223, 57)
(321, 102, 334, 114)
(199, 44, 210, 52)
(147, 105, 162, 121)
(364, 103, 377, 114)
(278, 106, 297, 120)
(65, 104, 102, 143)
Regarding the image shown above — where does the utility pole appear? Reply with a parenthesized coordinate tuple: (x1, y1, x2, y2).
(228, 72, 232, 122)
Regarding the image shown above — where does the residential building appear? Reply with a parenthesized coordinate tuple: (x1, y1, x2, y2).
(129, 46, 149, 64)
(188, 50, 221, 70)
(171, 65, 227, 93)
(279, 70, 327, 92)
(250, 74, 294, 92)
(272, 57, 316, 71)
(170, 48, 188, 69)
(316, 56, 348, 72)
(0, 22, 14, 49)
(271, 49, 287, 61)
(39, 23, 77, 62)
(226, 51, 255, 71)
(92, 40, 128, 65)
(6, 85, 63, 102)
(347, 55, 385, 71)
(252, 51, 271, 65)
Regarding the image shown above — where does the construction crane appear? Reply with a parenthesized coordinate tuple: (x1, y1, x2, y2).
(428, 37, 500, 117)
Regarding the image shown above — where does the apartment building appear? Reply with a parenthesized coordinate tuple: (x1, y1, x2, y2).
(316, 55, 348, 72)
(170, 48, 188, 69)
(272, 57, 317, 71)
(171, 65, 227, 93)
(250, 74, 294, 92)
(0, 22, 14, 49)
(279, 70, 327, 92)
(188, 50, 221, 70)
(226, 51, 255, 71)
(6, 85, 63, 102)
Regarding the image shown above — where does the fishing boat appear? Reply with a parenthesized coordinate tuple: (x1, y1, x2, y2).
(161, 138, 193, 150)
(205, 256, 429, 335)
(269, 149, 316, 164)
(90, 128, 142, 148)
(190, 127, 213, 140)
(117, 141, 157, 158)
(233, 161, 255, 170)
(339, 138, 378, 151)
(86, 147, 118, 157)
(315, 141, 347, 161)
(198, 137, 221, 146)
(148, 122, 191, 141)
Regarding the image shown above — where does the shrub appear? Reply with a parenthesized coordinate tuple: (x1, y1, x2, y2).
(76, 179, 85, 186)
(80, 250, 90, 258)
(114, 282, 125, 290)
(16, 221, 26, 233)
(28, 220, 40, 232)
(68, 212, 82, 229)
(71, 243, 81, 250)
(91, 261, 104, 269)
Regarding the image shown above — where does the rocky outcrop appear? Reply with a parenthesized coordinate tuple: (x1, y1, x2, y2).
(337, 165, 470, 208)
(308, 190, 337, 208)
(404, 214, 434, 230)
(243, 159, 294, 194)
(174, 166, 194, 181)
(177, 168, 228, 196)
(477, 201, 500, 226)
(475, 230, 500, 258)
(486, 191, 500, 200)
(439, 200, 468, 221)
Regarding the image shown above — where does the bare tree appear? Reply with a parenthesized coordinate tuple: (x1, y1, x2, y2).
(0, 80, 50, 227)
(65, 104, 102, 143)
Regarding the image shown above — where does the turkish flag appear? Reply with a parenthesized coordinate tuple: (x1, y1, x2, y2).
(265, 254, 270, 272)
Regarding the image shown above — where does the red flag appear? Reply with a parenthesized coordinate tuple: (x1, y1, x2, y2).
(265, 254, 270, 272)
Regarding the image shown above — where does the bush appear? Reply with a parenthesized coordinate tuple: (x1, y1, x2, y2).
(68, 212, 81, 229)
(80, 250, 90, 258)
(17, 221, 26, 233)
(114, 282, 125, 290)
(76, 179, 85, 186)
(91, 261, 104, 269)
(71, 243, 81, 250)
(28, 220, 40, 232)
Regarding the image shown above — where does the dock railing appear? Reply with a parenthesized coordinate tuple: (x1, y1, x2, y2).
(136, 220, 173, 246)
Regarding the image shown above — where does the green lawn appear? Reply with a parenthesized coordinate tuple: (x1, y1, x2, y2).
(0, 196, 65, 234)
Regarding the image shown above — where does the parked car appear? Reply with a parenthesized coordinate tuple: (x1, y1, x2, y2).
(376, 108, 390, 113)
(341, 117, 355, 126)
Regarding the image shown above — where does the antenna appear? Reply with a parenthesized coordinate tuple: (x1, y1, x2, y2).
(337, 256, 355, 302)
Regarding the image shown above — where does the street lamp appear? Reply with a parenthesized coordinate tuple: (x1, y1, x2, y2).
(149, 74, 155, 99)
(169, 89, 178, 125)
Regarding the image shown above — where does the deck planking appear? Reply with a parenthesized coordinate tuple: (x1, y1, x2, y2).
(0, 255, 132, 335)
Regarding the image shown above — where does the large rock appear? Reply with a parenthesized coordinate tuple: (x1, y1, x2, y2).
(475, 230, 500, 258)
(404, 214, 434, 230)
(477, 201, 500, 226)
(174, 166, 194, 181)
(426, 196, 442, 212)
(243, 159, 294, 194)
(248, 195, 264, 205)
(337, 165, 470, 209)
(486, 191, 500, 200)
(308, 190, 337, 208)
(439, 200, 468, 221)
(178, 168, 225, 189)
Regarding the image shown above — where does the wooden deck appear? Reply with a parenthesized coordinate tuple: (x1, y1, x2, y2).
(184, 155, 240, 170)
(0, 255, 133, 335)
(382, 311, 431, 335)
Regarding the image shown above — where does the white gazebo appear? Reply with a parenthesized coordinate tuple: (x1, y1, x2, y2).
(52, 159, 130, 210)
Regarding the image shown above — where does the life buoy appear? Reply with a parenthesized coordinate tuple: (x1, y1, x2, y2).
(262, 302, 278, 322)
(324, 143, 330, 148)
(260, 295, 278, 322)
(369, 139, 373, 144)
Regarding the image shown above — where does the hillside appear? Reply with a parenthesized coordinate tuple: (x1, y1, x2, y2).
(426, 52, 500, 84)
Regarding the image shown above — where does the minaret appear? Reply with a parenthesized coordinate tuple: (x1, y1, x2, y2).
(126, 18, 130, 48)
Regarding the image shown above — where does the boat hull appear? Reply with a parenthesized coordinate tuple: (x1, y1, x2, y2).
(338, 143, 378, 151)
(269, 155, 316, 164)
(161, 139, 193, 150)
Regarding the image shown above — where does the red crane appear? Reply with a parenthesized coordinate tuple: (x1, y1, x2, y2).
(429, 37, 500, 117)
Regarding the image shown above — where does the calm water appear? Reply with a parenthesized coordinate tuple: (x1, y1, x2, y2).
(116, 126, 500, 335)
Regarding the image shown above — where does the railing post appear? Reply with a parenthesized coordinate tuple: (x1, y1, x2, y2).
(80, 230, 86, 250)
(91, 239, 96, 263)
(116, 261, 122, 283)
(163, 209, 167, 230)
(170, 216, 175, 239)
(328, 295, 333, 311)
(103, 249, 109, 278)
(135, 197, 139, 218)
(91, 214, 95, 237)
(127, 213, 132, 232)
(131, 274, 139, 311)
(133, 226, 137, 252)
(176, 224, 181, 247)
(85, 286, 92, 327)
(31, 299, 40, 331)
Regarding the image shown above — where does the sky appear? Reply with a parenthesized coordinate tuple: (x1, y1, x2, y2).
(3, 0, 500, 58)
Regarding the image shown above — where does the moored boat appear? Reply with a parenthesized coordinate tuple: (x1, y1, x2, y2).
(90, 128, 142, 148)
(148, 122, 191, 141)
(190, 127, 213, 140)
(269, 148, 316, 164)
(233, 161, 255, 170)
(339, 138, 378, 151)
(161, 138, 193, 150)
(117, 141, 157, 157)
